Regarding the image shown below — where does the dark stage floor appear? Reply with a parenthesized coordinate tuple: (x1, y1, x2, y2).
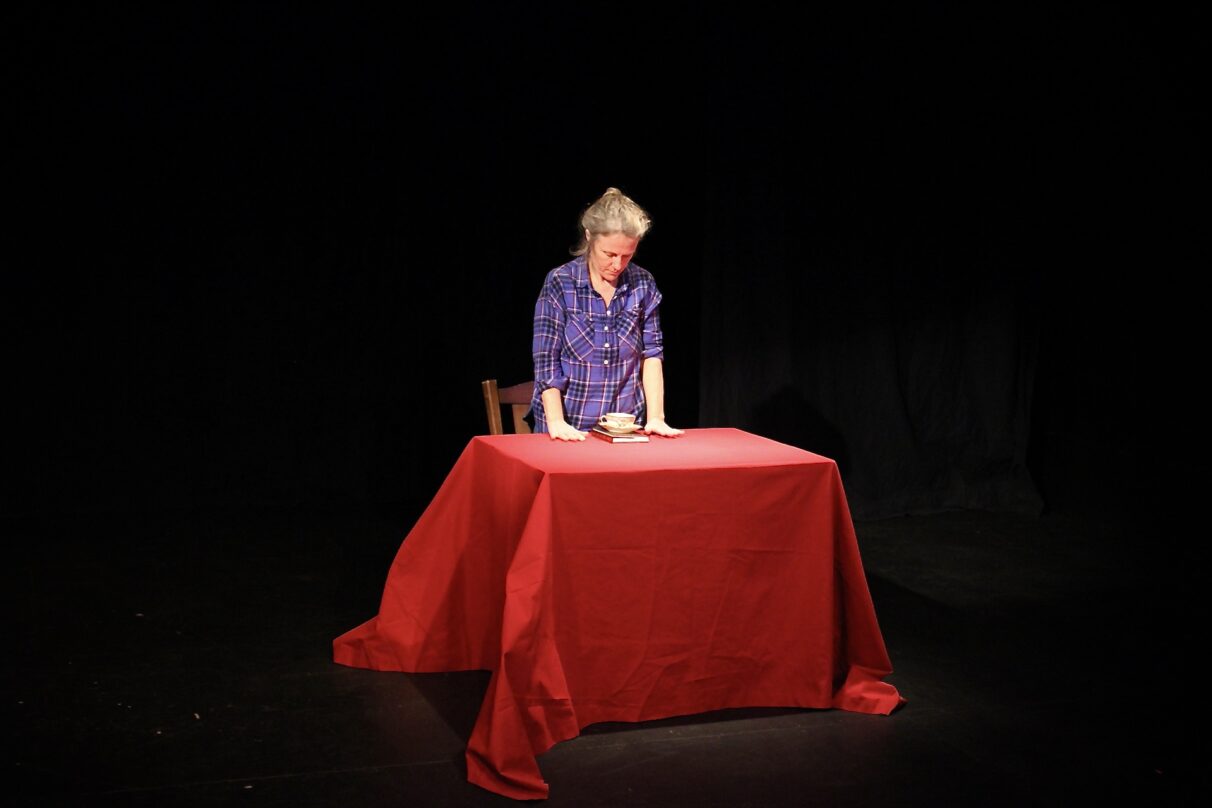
(9, 483, 1206, 807)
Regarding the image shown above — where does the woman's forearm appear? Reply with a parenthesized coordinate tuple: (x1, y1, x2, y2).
(541, 387, 568, 426)
(642, 357, 665, 422)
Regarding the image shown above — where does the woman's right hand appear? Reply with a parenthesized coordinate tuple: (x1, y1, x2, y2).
(547, 420, 587, 442)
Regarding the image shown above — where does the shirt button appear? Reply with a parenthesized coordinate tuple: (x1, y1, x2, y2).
(604, 343, 610, 348)
(604, 360, 610, 365)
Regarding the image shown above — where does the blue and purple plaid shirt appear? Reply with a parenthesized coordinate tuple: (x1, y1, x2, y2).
(531, 255, 665, 432)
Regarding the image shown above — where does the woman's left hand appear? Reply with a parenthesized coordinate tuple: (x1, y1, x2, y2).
(643, 418, 685, 437)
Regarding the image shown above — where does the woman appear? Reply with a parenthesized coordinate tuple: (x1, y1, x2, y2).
(531, 187, 684, 441)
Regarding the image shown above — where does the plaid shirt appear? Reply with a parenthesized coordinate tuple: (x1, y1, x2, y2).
(531, 255, 665, 432)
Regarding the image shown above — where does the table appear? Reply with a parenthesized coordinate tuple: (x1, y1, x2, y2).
(333, 428, 904, 799)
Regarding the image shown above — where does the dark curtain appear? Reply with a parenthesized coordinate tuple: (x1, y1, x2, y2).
(694, 15, 1047, 518)
(698, 179, 1042, 519)
(8, 7, 1204, 525)
(692, 8, 1206, 521)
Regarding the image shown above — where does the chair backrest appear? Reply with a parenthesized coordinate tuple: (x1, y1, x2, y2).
(482, 379, 533, 435)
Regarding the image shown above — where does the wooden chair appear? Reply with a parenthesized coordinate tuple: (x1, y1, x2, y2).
(482, 379, 533, 435)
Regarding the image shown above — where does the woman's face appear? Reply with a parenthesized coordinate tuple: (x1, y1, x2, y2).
(587, 232, 640, 285)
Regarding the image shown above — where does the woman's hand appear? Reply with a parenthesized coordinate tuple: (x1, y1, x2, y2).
(643, 418, 685, 437)
(547, 420, 587, 442)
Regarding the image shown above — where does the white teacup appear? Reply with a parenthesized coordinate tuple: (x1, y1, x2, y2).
(598, 412, 637, 431)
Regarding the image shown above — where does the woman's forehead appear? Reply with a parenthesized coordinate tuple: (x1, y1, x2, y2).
(593, 233, 640, 253)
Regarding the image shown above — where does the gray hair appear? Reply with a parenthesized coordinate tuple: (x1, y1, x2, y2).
(572, 187, 652, 256)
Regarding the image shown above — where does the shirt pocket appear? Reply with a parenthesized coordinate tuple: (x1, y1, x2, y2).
(563, 311, 596, 362)
(615, 306, 643, 356)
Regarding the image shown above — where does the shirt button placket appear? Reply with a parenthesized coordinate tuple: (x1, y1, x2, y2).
(604, 311, 612, 366)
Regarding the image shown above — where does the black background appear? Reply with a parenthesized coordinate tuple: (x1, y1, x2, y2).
(9, 6, 1206, 525)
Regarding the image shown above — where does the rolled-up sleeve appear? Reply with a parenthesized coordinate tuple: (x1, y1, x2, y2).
(640, 287, 664, 361)
(532, 281, 569, 394)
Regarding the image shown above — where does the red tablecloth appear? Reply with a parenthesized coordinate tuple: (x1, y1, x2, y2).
(333, 428, 904, 799)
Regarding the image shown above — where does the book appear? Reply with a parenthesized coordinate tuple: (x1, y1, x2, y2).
(590, 426, 650, 443)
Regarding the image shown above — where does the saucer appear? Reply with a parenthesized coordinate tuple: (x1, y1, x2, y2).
(600, 422, 641, 434)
